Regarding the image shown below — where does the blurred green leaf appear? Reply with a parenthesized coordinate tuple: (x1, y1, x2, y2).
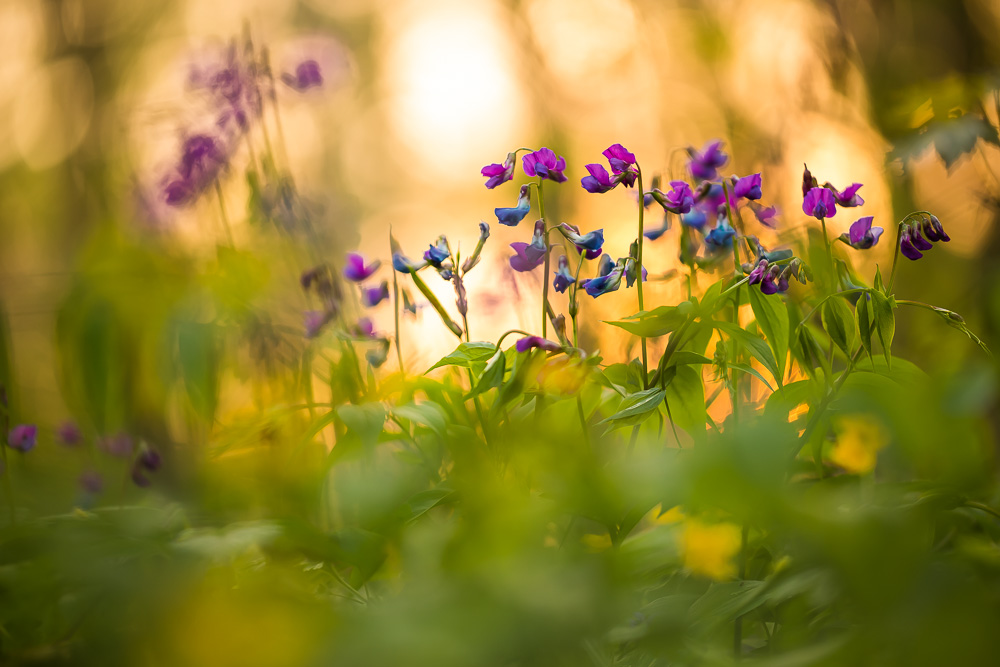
(748, 287, 788, 384)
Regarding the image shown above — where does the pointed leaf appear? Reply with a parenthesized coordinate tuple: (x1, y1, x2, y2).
(747, 287, 789, 384)
(599, 387, 666, 425)
(713, 320, 779, 383)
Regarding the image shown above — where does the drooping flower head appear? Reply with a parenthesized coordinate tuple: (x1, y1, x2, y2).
(558, 223, 604, 259)
(733, 173, 762, 201)
(899, 216, 948, 261)
(8, 424, 37, 452)
(553, 255, 575, 293)
(361, 281, 390, 308)
(831, 183, 864, 207)
(495, 184, 532, 226)
(920, 214, 950, 243)
(482, 152, 517, 189)
(802, 164, 816, 197)
(688, 140, 728, 181)
(802, 187, 837, 219)
(515, 336, 562, 353)
(839, 216, 883, 250)
(510, 220, 548, 272)
(343, 253, 381, 282)
(522, 147, 568, 183)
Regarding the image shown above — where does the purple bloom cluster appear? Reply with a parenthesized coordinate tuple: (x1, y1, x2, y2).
(482, 147, 567, 190)
(8, 424, 37, 452)
(581, 144, 638, 193)
(900, 215, 949, 260)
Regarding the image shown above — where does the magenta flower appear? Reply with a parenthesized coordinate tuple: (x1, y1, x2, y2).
(802, 187, 837, 219)
(522, 147, 567, 183)
(304, 310, 331, 338)
(581, 163, 616, 193)
(8, 424, 36, 452)
(515, 336, 562, 353)
(281, 60, 323, 91)
(748, 202, 779, 228)
(355, 317, 376, 338)
(482, 151, 517, 189)
(603, 143, 638, 187)
(832, 183, 864, 207)
(839, 216, 883, 250)
(733, 173, 762, 200)
(688, 140, 728, 181)
(747, 259, 769, 285)
(653, 180, 695, 214)
(58, 421, 83, 446)
(361, 281, 390, 308)
(344, 253, 381, 282)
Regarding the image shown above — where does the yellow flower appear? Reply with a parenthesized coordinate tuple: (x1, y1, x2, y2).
(646, 504, 685, 525)
(680, 520, 742, 580)
(829, 415, 889, 474)
(581, 532, 613, 551)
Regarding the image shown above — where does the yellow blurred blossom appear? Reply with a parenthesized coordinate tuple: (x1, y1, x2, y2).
(581, 532, 613, 552)
(646, 504, 685, 525)
(680, 520, 742, 580)
(829, 415, 889, 474)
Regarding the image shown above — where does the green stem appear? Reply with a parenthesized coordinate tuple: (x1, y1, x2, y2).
(886, 221, 904, 293)
(966, 501, 1000, 521)
(819, 216, 834, 276)
(392, 247, 404, 373)
(793, 346, 865, 463)
(408, 269, 463, 338)
(635, 167, 648, 388)
(538, 178, 550, 338)
(734, 524, 750, 657)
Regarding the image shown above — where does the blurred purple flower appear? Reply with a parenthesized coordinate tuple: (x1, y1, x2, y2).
(522, 147, 568, 183)
(839, 216, 883, 250)
(361, 281, 390, 308)
(802, 187, 836, 219)
(344, 253, 381, 282)
(515, 336, 562, 353)
(8, 424, 36, 452)
(832, 183, 864, 207)
(688, 140, 728, 181)
(282, 60, 323, 91)
(79, 470, 103, 495)
(509, 221, 548, 272)
(748, 202, 779, 228)
(644, 209, 672, 241)
(304, 310, 331, 338)
(356, 318, 376, 338)
(58, 421, 83, 447)
(100, 432, 133, 458)
(482, 152, 517, 189)
(733, 173, 762, 200)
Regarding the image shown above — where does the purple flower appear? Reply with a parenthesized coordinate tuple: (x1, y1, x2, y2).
(624, 259, 647, 288)
(603, 143, 638, 188)
(361, 281, 390, 308)
(559, 223, 604, 258)
(515, 336, 562, 353)
(581, 163, 616, 194)
(495, 184, 532, 226)
(681, 209, 707, 228)
(688, 140, 728, 181)
(748, 259, 769, 285)
(839, 216, 883, 250)
(304, 310, 331, 338)
(79, 470, 103, 495)
(356, 318, 376, 338)
(733, 173, 762, 201)
(802, 187, 837, 219)
(8, 424, 36, 452)
(58, 421, 82, 446)
(580, 255, 624, 298)
(281, 60, 323, 91)
(802, 164, 816, 197)
(748, 202, 779, 228)
(100, 432, 133, 458)
(833, 183, 864, 207)
(482, 152, 517, 189)
(344, 253, 381, 282)
(920, 215, 950, 242)
(522, 147, 568, 183)
(553, 255, 575, 293)
(910, 225, 933, 251)
(509, 221, 548, 272)
(653, 180, 695, 214)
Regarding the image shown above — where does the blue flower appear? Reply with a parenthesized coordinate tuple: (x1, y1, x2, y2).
(644, 209, 671, 241)
(558, 223, 604, 258)
(838, 216, 883, 250)
(495, 184, 532, 226)
(681, 209, 707, 228)
(704, 219, 736, 250)
(553, 255, 575, 293)
(423, 236, 451, 267)
(361, 281, 390, 307)
(580, 254, 623, 298)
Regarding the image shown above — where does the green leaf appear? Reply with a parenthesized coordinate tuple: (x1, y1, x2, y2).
(176, 320, 220, 423)
(401, 487, 454, 522)
(604, 305, 687, 337)
(747, 287, 789, 384)
(870, 291, 896, 367)
(821, 298, 855, 356)
(336, 403, 386, 451)
(855, 292, 873, 361)
(713, 320, 779, 384)
(599, 387, 666, 426)
(729, 362, 774, 391)
(667, 351, 713, 367)
(873, 265, 886, 294)
(392, 402, 448, 435)
(425, 342, 496, 373)
(468, 348, 506, 398)
(664, 365, 706, 431)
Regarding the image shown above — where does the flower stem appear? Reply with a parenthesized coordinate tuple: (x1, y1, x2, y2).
(392, 257, 404, 373)
(819, 216, 834, 277)
(886, 221, 904, 293)
(538, 178, 550, 338)
(636, 167, 648, 388)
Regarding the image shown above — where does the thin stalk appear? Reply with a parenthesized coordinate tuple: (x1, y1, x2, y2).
(538, 178, 550, 337)
(635, 167, 648, 387)
(392, 259, 404, 373)
(734, 524, 750, 657)
(886, 221, 904, 293)
(793, 346, 865, 463)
